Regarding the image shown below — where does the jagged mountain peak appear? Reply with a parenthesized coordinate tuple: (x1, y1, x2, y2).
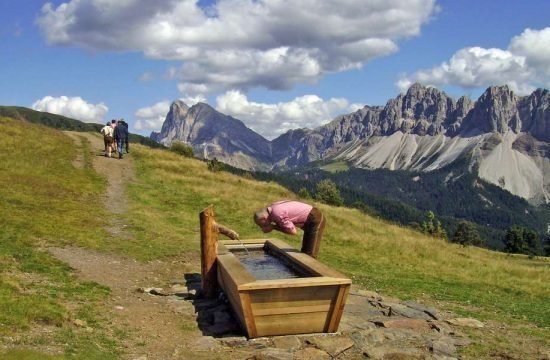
(151, 83, 549, 203)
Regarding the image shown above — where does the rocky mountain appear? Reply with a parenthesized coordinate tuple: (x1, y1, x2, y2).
(151, 101, 272, 170)
(151, 84, 550, 204)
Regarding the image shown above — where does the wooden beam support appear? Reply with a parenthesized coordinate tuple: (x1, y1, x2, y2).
(200, 205, 218, 298)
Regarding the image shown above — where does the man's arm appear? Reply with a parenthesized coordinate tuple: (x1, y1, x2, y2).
(271, 221, 297, 235)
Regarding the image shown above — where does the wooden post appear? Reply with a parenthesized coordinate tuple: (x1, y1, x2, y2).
(200, 205, 218, 298)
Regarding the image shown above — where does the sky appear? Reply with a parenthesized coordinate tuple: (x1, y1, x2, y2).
(1, 0, 549, 139)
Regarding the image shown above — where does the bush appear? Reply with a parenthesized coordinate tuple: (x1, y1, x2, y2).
(452, 220, 484, 246)
(421, 211, 447, 240)
(314, 179, 343, 206)
(504, 226, 541, 256)
(170, 141, 194, 157)
(298, 187, 311, 199)
(207, 157, 224, 172)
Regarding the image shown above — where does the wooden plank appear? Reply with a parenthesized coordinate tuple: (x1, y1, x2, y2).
(217, 261, 245, 328)
(220, 239, 268, 245)
(326, 284, 350, 332)
(238, 277, 350, 291)
(239, 291, 258, 338)
(254, 312, 328, 337)
(253, 304, 330, 316)
(224, 244, 265, 251)
(200, 205, 218, 298)
(249, 285, 337, 305)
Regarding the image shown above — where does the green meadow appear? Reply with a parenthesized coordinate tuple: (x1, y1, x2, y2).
(0, 117, 548, 358)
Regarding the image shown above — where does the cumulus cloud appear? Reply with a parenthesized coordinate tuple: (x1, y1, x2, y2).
(216, 90, 358, 139)
(37, 0, 436, 94)
(32, 96, 108, 123)
(134, 95, 206, 131)
(398, 27, 550, 95)
(133, 100, 171, 131)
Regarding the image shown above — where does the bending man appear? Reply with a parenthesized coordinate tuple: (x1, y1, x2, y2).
(254, 200, 325, 258)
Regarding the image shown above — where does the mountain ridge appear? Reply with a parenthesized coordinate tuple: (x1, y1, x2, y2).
(151, 84, 550, 203)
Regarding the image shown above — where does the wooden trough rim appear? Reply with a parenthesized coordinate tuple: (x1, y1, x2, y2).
(218, 238, 351, 291)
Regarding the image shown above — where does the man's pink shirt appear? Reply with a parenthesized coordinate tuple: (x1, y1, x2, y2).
(267, 200, 313, 233)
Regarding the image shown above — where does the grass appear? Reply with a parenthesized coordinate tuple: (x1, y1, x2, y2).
(120, 142, 549, 357)
(320, 160, 349, 173)
(0, 118, 119, 358)
(1, 117, 548, 358)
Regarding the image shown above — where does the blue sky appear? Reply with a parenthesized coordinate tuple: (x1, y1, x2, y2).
(1, 0, 549, 139)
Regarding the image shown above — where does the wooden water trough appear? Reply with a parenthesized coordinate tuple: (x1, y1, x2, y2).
(200, 206, 351, 338)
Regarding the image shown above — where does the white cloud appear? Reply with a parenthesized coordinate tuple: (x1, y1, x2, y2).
(133, 100, 171, 131)
(216, 90, 358, 139)
(37, 0, 436, 94)
(133, 95, 206, 131)
(398, 27, 550, 95)
(31, 95, 108, 123)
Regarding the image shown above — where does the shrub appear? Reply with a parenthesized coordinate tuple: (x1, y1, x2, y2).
(298, 187, 311, 199)
(421, 211, 447, 240)
(207, 157, 224, 172)
(452, 220, 484, 246)
(504, 226, 541, 256)
(314, 179, 343, 206)
(170, 141, 194, 157)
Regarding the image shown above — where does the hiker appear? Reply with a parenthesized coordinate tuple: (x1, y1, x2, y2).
(121, 120, 130, 153)
(110, 119, 118, 154)
(100, 121, 114, 158)
(254, 200, 325, 258)
(114, 119, 129, 159)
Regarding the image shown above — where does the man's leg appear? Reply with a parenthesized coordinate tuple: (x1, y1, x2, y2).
(104, 138, 109, 157)
(301, 208, 325, 258)
(125, 138, 129, 153)
(118, 140, 123, 159)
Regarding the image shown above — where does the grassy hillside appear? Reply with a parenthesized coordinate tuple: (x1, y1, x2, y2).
(0, 106, 162, 149)
(0, 117, 548, 358)
(255, 162, 550, 250)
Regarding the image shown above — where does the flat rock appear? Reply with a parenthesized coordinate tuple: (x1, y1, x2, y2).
(272, 335, 302, 350)
(252, 348, 293, 360)
(402, 300, 439, 319)
(294, 347, 330, 360)
(193, 336, 219, 351)
(446, 318, 484, 328)
(170, 284, 188, 294)
(375, 319, 431, 331)
(429, 320, 454, 335)
(363, 345, 424, 359)
(429, 338, 457, 357)
(387, 303, 434, 320)
(306, 335, 354, 357)
(219, 336, 249, 347)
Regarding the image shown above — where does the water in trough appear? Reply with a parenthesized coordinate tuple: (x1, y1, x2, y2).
(232, 250, 310, 280)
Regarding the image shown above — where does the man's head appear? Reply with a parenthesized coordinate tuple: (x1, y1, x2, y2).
(111, 119, 116, 124)
(253, 208, 269, 227)
(106, 121, 110, 126)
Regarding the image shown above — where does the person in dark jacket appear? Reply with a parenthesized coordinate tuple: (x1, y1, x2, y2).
(114, 119, 129, 159)
(122, 120, 130, 153)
